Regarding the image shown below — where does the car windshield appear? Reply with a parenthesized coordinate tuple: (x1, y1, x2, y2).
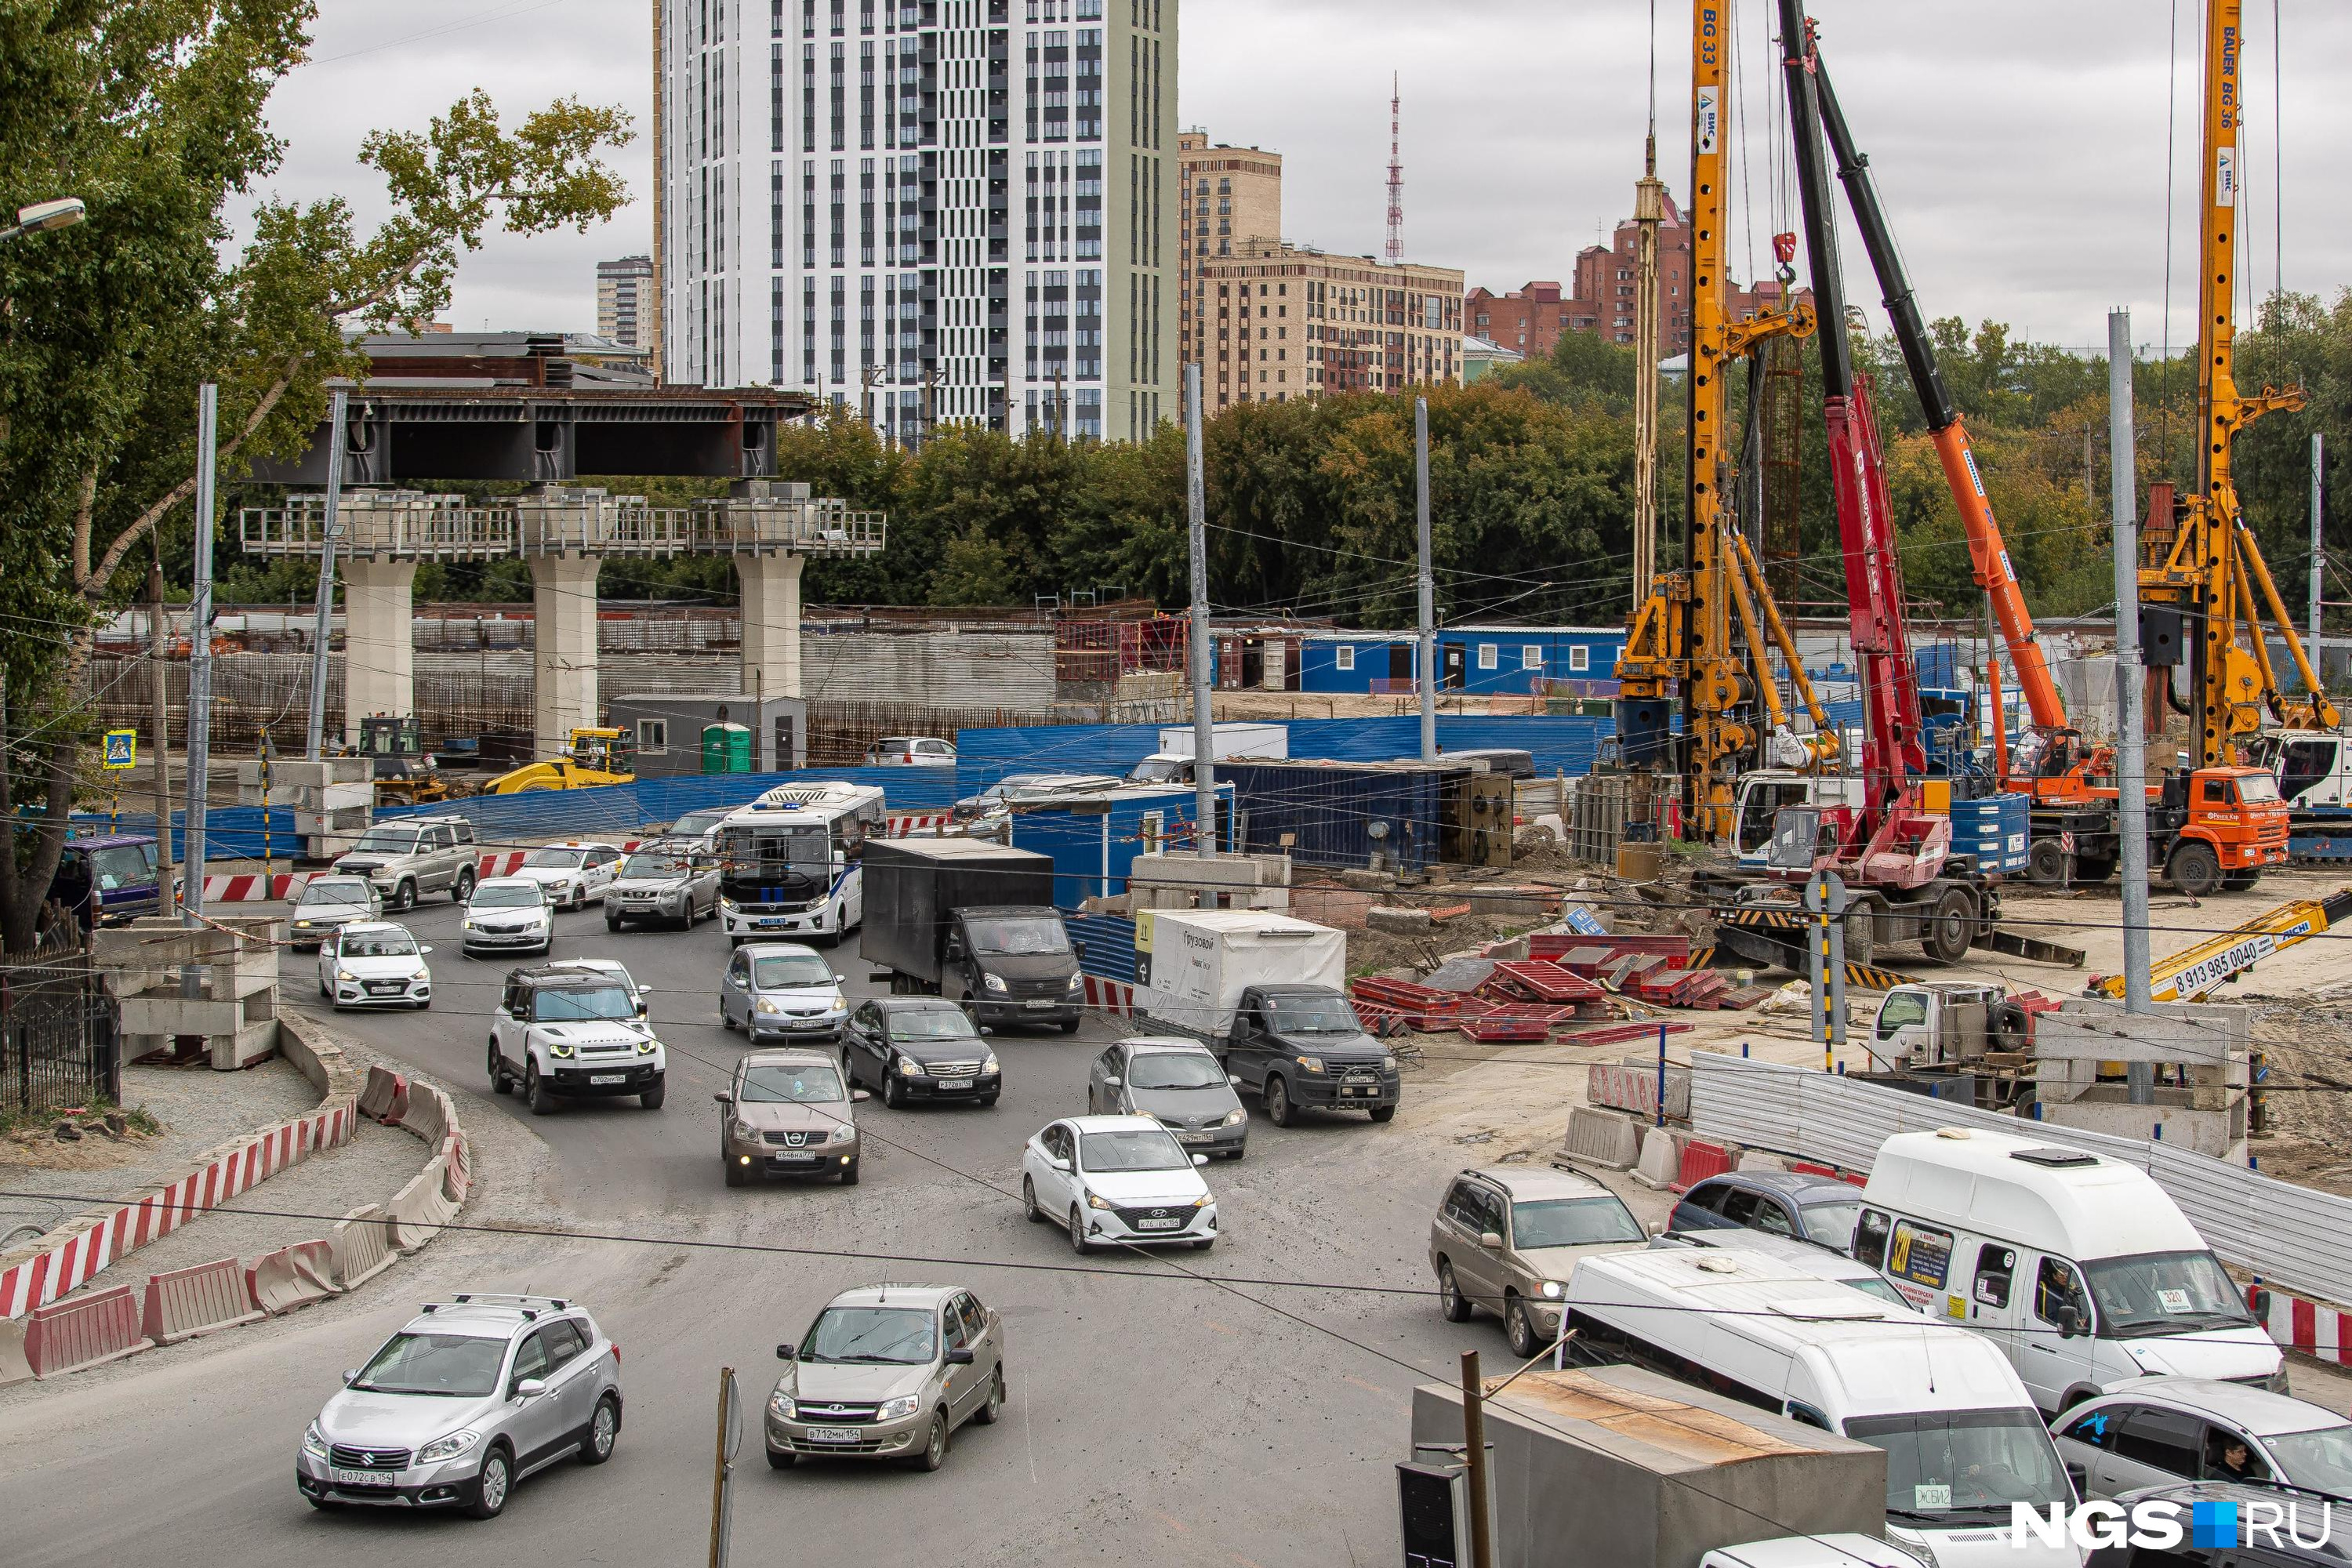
(739, 1063, 846, 1104)
(1126, 1052, 1225, 1091)
(2081, 1250, 2256, 1338)
(350, 829, 419, 856)
(801, 1306, 936, 1365)
(523, 848, 585, 869)
(470, 883, 543, 908)
(340, 931, 417, 959)
(966, 916, 1069, 956)
(2236, 772, 2281, 804)
(752, 953, 836, 989)
(2263, 1425, 2352, 1498)
(1800, 1198, 1863, 1249)
(1848, 1275, 1916, 1311)
(670, 810, 730, 837)
(1510, 1196, 1646, 1249)
(887, 1010, 978, 1041)
(621, 851, 692, 880)
(1080, 1127, 1192, 1173)
(351, 1331, 507, 1397)
(300, 879, 372, 908)
(89, 844, 155, 888)
(1842, 1408, 2072, 1522)
(534, 985, 638, 1022)
(1267, 995, 1363, 1035)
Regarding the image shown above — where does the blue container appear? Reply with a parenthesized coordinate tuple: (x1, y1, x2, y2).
(1007, 784, 1225, 909)
(1216, 760, 1454, 873)
(1950, 793, 2029, 875)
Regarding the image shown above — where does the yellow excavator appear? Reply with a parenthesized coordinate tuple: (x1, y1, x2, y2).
(478, 728, 638, 794)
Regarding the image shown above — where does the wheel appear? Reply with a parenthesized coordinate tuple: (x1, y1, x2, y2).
(839, 1160, 859, 1185)
(452, 867, 476, 904)
(1504, 1293, 1539, 1359)
(883, 1073, 905, 1109)
(319, 973, 329, 998)
(765, 1446, 795, 1469)
(971, 1368, 1005, 1425)
(1438, 1261, 1475, 1323)
(1263, 1074, 1296, 1127)
(1923, 884, 1978, 964)
(639, 1083, 666, 1110)
(909, 1410, 949, 1472)
(1022, 1176, 1045, 1222)
(579, 1395, 619, 1465)
(2223, 870, 2259, 891)
(605, 914, 621, 932)
(464, 1445, 512, 1519)
(1059, 1017, 1082, 1035)
(526, 1062, 557, 1116)
(724, 1154, 750, 1187)
(2027, 835, 2070, 886)
(1842, 902, 1878, 967)
(1191, 1237, 1214, 1252)
(2168, 840, 2223, 898)
(413, 998, 430, 1011)
(978, 1094, 999, 1108)
(303, 1494, 341, 1511)
(1069, 1206, 1094, 1255)
(721, 1004, 739, 1033)
(1368, 1105, 1396, 1123)
(488, 1042, 510, 1094)
(392, 879, 417, 913)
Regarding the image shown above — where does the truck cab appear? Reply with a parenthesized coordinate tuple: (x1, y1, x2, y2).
(1869, 982, 2025, 1071)
(1733, 771, 1862, 868)
(1221, 984, 1399, 1127)
(2154, 765, 2288, 895)
(940, 906, 1084, 1033)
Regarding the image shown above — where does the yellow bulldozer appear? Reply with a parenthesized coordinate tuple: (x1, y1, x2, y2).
(477, 728, 638, 794)
(358, 716, 456, 808)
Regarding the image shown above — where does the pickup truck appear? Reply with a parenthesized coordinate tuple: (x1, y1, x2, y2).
(1219, 983, 1400, 1126)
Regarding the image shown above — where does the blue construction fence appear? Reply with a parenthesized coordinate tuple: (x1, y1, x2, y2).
(953, 714, 1616, 791)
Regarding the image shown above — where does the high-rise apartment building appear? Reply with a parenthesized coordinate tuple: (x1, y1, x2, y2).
(597, 255, 655, 348)
(1572, 188, 1690, 352)
(657, 0, 1178, 444)
(1197, 240, 1461, 410)
(1175, 131, 1280, 370)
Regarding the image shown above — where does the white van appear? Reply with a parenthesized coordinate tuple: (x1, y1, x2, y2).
(1855, 1128, 2282, 1417)
(1564, 1248, 2082, 1568)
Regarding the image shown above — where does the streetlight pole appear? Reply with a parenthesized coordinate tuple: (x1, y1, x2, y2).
(0, 197, 85, 244)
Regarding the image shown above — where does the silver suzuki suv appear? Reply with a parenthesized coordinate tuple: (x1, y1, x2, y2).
(297, 1294, 622, 1519)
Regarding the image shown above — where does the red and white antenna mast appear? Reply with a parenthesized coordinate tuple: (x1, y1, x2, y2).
(1385, 72, 1403, 263)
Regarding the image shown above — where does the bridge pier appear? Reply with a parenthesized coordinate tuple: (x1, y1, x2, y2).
(530, 551, 603, 758)
(737, 551, 806, 701)
(340, 555, 416, 746)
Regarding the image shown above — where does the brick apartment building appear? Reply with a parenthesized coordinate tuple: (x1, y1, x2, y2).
(1198, 238, 1462, 410)
(1177, 132, 1283, 376)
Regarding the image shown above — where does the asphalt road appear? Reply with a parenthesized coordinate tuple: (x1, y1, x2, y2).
(0, 888, 1531, 1568)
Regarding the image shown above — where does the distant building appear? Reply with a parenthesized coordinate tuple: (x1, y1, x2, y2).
(1177, 131, 1283, 379)
(597, 256, 653, 350)
(1197, 240, 1462, 410)
(1465, 281, 1590, 361)
(1461, 335, 1523, 383)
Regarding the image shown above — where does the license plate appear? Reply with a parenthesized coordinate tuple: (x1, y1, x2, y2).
(1023, 999, 1056, 1010)
(1342, 1086, 1377, 1098)
(589, 1073, 626, 1085)
(790, 1019, 829, 1030)
(1137, 1217, 1182, 1231)
(758, 919, 786, 928)
(328, 1468, 395, 1488)
(937, 1077, 974, 1091)
(1177, 1132, 1212, 1144)
(770, 1154, 819, 1166)
(804, 1427, 860, 1443)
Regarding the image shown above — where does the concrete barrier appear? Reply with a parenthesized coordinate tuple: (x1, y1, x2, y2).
(24, 1284, 151, 1377)
(328, 1207, 397, 1291)
(248, 1241, 340, 1316)
(0, 1318, 31, 1387)
(1632, 1127, 1686, 1190)
(1559, 1107, 1643, 1171)
(357, 1065, 408, 1124)
(140, 1258, 264, 1345)
(401, 1084, 450, 1149)
(1737, 1150, 1790, 1174)
(1675, 1139, 1738, 1192)
(387, 1158, 456, 1252)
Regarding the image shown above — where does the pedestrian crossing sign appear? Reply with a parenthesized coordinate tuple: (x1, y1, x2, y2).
(102, 729, 137, 770)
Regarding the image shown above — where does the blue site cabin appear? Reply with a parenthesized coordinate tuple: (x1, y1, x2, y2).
(1295, 626, 1626, 696)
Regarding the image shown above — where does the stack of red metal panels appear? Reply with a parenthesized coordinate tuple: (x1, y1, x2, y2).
(1350, 975, 1486, 1031)
(1529, 932, 1691, 967)
(1479, 960, 1605, 1005)
(1457, 1006, 1570, 1042)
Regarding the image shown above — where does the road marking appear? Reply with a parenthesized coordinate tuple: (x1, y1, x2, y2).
(1342, 1374, 1392, 1399)
(1152, 1511, 1189, 1534)
(1205, 1319, 1239, 1337)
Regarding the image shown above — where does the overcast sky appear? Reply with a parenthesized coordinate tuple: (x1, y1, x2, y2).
(263, 0, 2352, 359)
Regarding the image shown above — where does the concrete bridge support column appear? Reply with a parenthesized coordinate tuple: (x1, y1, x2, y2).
(340, 555, 416, 746)
(530, 551, 602, 757)
(738, 552, 806, 700)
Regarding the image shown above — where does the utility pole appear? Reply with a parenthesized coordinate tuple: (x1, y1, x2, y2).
(706, 1367, 738, 1568)
(1416, 396, 1436, 761)
(2110, 310, 2154, 1098)
(1186, 364, 1216, 857)
(304, 387, 349, 758)
(2313, 434, 2327, 663)
(1630, 136, 1664, 604)
(180, 383, 218, 924)
(1458, 1351, 1495, 1568)
(148, 556, 176, 919)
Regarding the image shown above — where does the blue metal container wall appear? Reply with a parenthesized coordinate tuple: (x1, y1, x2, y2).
(1007, 786, 1221, 910)
(1065, 913, 1141, 983)
(952, 716, 1614, 792)
(1217, 761, 1448, 873)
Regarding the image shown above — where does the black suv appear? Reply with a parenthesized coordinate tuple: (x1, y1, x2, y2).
(841, 998, 1000, 1109)
(1221, 983, 1400, 1127)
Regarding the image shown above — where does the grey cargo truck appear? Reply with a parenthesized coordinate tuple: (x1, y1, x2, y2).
(858, 838, 1085, 1033)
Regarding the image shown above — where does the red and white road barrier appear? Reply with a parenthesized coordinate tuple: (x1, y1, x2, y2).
(887, 813, 954, 837)
(2250, 1285, 2352, 1368)
(1081, 975, 1134, 1018)
(200, 872, 314, 903)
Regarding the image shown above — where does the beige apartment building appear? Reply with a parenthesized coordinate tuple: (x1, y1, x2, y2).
(1197, 239, 1463, 410)
(1177, 132, 1283, 376)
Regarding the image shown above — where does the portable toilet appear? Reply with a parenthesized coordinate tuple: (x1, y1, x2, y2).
(702, 723, 752, 775)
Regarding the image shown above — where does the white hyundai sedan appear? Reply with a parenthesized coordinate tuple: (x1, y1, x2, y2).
(511, 843, 624, 910)
(318, 922, 434, 1011)
(1021, 1116, 1217, 1255)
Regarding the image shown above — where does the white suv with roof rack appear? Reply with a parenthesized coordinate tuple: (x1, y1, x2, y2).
(297, 1294, 622, 1519)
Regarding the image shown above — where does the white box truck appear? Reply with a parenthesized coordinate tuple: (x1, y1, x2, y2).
(1134, 909, 1399, 1126)
(1125, 722, 1289, 786)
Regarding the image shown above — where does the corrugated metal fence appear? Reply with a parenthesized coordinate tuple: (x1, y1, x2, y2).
(1065, 913, 1140, 984)
(953, 715, 1615, 787)
(1687, 1051, 2352, 1313)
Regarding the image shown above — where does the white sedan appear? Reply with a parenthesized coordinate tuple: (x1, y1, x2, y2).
(462, 877, 554, 957)
(1021, 1116, 1218, 1255)
(318, 922, 434, 1011)
(511, 843, 625, 909)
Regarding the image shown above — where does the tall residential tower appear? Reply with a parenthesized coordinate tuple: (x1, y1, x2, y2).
(658, 0, 1178, 443)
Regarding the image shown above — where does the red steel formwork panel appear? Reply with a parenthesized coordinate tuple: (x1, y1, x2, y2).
(1530, 933, 1692, 967)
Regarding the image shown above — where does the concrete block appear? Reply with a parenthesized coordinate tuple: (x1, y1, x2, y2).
(0, 1319, 31, 1387)
(1366, 906, 1434, 934)
(248, 1241, 340, 1316)
(328, 1207, 397, 1291)
(211, 1017, 279, 1072)
(1632, 1126, 1686, 1190)
(1336, 869, 1399, 892)
(1559, 1106, 1642, 1171)
(1737, 1150, 1790, 1173)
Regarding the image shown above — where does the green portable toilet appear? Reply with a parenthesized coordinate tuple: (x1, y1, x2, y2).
(702, 723, 752, 775)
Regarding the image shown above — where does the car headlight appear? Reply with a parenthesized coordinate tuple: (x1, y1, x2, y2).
(303, 1421, 330, 1459)
(769, 1388, 797, 1421)
(1087, 1191, 1117, 1210)
(721, 898, 739, 912)
(830, 992, 848, 1012)
(895, 1054, 924, 1076)
(293, 919, 314, 930)
(551, 878, 573, 891)
(637, 1038, 659, 1055)
(336, 970, 355, 984)
(831, 1124, 855, 1142)
(416, 1430, 480, 1464)
(1540, 1280, 1566, 1300)
(1379, 1054, 1398, 1072)
(877, 1395, 920, 1422)
(1295, 1055, 1326, 1073)
(731, 1120, 757, 1142)
(1220, 1108, 1247, 1127)
(982, 972, 1007, 993)
(1066, 971, 1085, 993)
(757, 998, 782, 1015)
(550, 1042, 575, 1058)
(462, 919, 476, 931)
(982, 1054, 1000, 1075)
